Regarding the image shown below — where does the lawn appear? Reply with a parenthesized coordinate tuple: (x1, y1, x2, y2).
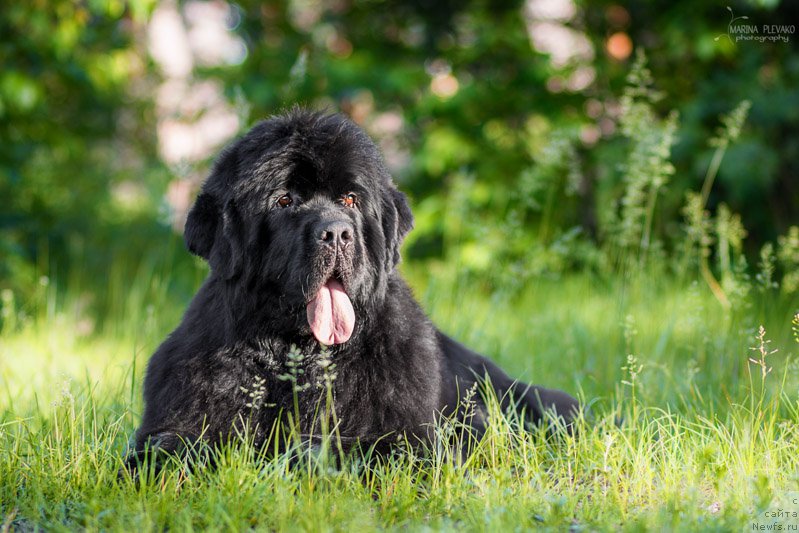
(1, 261, 797, 531)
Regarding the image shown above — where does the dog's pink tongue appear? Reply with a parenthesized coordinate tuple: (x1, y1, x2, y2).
(306, 279, 355, 345)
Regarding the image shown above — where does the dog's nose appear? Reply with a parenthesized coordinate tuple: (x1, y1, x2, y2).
(316, 220, 354, 249)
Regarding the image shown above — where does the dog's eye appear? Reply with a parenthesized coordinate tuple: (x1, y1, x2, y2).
(276, 194, 293, 208)
(342, 193, 358, 208)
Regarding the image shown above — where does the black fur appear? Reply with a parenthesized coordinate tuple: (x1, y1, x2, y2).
(127, 108, 579, 469)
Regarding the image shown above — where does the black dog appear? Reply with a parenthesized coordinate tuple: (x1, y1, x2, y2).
(128, 108, 578, 466)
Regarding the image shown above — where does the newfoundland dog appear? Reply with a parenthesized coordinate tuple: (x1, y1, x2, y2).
(127, 108, 578, 466)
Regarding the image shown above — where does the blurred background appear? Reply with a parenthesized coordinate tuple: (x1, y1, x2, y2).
(1, 0, 798, 333)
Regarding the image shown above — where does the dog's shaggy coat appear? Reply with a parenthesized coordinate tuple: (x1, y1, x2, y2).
(129, 109, 578, 463)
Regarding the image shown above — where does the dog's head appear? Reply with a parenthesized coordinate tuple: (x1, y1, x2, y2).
(184, 108, 413, 345)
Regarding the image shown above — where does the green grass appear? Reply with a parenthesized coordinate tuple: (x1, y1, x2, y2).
(1, 261, 798, 531)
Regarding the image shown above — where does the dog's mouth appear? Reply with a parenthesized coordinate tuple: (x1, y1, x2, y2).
(305, 274, 355, 346)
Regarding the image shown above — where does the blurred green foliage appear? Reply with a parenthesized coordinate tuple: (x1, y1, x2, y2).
(1, 0, 798, 319)
(0, 0, 168, 303)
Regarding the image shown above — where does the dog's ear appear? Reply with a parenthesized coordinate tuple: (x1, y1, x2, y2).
(184, 146, 239, 261)
(393, 188, 413, 241)
(184, 145, 244, 281)
(383, 186, 414, 268)
(184, 193, 219, 259)
(184, 195, 244, 279)
(214, 199, 244, 280)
